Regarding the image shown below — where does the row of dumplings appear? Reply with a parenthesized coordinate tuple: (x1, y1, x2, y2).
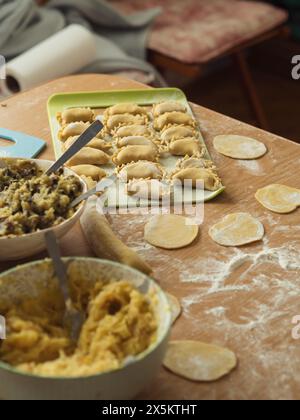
(56, 101, 221, 192)
(57, 109, 111, 188)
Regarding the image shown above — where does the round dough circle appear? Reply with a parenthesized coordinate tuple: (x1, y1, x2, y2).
(209, 212, 264, 247)
(144, 215, 199, 250)
(163, 340, 237, 382)
(255, 184, 300, 214)
(166, 293, 182, 324)
(213, 135, 267, 159)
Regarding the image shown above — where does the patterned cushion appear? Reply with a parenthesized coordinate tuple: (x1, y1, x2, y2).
(110, 0, 288, 64)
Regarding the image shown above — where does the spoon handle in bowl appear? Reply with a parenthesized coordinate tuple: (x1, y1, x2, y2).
(44, 231, 69, 302)
(46, 120, 103, 175)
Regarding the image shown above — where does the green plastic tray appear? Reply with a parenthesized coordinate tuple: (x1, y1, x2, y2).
(47, 88, 225, 205)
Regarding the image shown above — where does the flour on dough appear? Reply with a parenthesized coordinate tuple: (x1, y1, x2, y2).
(144, 215, 199, 250)
(255, 184, 300, 214)
(166, 293, 182, 324)
(213, 135, 267, 159)
(209, 212, 264, 246)
(163, 340, 237, 382)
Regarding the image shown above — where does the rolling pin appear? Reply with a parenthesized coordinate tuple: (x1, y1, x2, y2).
(80, 198, 152, 275)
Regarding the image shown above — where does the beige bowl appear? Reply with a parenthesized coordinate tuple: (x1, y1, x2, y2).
(0, 258, 171, 400)
(0, 158, 87, 261)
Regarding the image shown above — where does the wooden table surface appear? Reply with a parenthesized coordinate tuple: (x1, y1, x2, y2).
(1, 74, 300, 400)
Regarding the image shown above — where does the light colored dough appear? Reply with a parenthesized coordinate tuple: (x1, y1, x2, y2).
(67, 147, 110, 166)
(64, 136, 111, 152)
(163, 340, 237, 382)
(70, 165, 106, 181)
(172, 167, 221, 191)
(118, 161, 164, 182)
(161, 125, 196, 143)
(209, 212, 264, 247)
(144, 215, 199, 250)
(169, 138, 203, 157)
(255, 184, 300, 214)
(112, 145, 158, 166)
(126, 179, 170, 200)
(153, 101, 187, 118)
(114, 124, 153, 139)
(116, 136, 156, 149)
(213, 135, 267, 159)
(166, 293, 182, 324)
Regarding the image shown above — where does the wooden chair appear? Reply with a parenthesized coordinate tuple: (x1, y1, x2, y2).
(37, 0, 289, 129)
(110, 0, 289, 130)
(149, 26, 290, 131)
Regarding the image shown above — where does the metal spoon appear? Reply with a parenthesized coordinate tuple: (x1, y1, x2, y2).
(44, 230, 84, 341)
(46, 120, 103, 175)
(70, 173, 117, 208)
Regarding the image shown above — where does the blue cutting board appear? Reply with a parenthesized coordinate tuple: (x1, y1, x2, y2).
(0, 128, 46, 159)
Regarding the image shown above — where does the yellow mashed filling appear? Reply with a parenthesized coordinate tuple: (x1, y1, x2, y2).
(0, 275, 157, 377)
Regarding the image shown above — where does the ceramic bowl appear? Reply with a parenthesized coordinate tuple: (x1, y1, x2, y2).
(0, 258, 171, 400)
(0, 158, 87, 260)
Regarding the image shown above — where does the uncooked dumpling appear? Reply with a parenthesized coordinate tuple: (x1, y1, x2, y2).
(154, 112, 196, 131)
(67, 147, 110, 166)
(176, 156, 215, 170)
(144, 215, 199, 249)
(255, 184, 300, 214)
(213, 135, 267, 159)
(169, 138, 203, 157)
(118, 161, 164, 182)
(153, 101, 187, 117)
(166, 293, 182, 324)
(163, 341, 237, 382)
(104, 103, 147, 118)
(172, 168, 221, 191)
(105, 114, 147, 133)
(126, 179, 170, 200)
(112, 145, 158, 166)
(58, 122, 91, 141)
(116, 136, 157, 149)
(114, 124, 153, 139)
(70, 165, 106, 181)
(160, 125, 196, 143)
(57, 107, 94, 125)
(64, 136, 112, 152)
(209, 212, 264, 246)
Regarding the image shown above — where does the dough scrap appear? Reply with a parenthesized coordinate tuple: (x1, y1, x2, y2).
(112, 145, 158, 166)
(166, 293, 182, 325)
(169, 138, 203, 157)
(153, 101, 187, 118)
(160, 125, 196, 144)
(255, 184, 300, 214)
(209, 212, 264, 247)
(114, 124, 153, 139)
(57, 107, 94, 125)
(118, 161, 164, 182)
(154, 112, 196, 131)
(144, 215, 199, 249)
(172, 168, 221, 191)
(213, 135, 267, 159)
(163, 341, 237, 382)
(67, 147, 110, 167)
